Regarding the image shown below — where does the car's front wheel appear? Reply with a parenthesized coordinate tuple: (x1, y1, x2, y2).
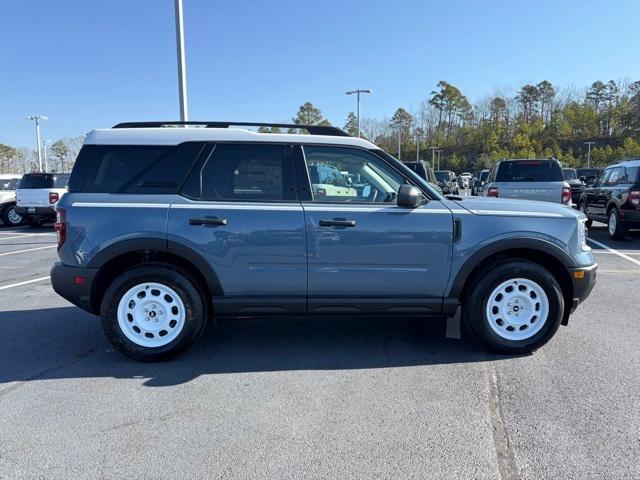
(463, 260, 563, 354)
(607, 208, 627, 240)
(2, 205, 23, 226)
(100, 265, 207, 361)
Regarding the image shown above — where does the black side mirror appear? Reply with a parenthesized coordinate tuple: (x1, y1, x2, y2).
(397, 185, 425, 208)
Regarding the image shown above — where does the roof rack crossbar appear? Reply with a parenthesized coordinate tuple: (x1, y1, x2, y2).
(112, 121, 350, 137)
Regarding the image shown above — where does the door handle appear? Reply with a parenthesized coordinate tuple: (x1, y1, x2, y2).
(189, 217, 228, 226)
(319, 219, 356, 227)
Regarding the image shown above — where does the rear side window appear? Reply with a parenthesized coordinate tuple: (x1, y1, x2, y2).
(622, 166, 639, 184)
(19, 174, 53, 189)
(79, 143, 204, 193)
(182, 143, 296, 202)
(496, 160, 563, 182)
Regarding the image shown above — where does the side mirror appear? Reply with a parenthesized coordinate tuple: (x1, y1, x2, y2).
(397, 185, 425, 208)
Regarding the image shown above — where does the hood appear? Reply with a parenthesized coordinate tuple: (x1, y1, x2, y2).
(450, 196, 582, 219)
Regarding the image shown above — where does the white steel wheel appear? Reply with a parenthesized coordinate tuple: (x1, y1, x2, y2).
(608, 211, 617, 236)
(7, 206, 23, 225)
(485, 278, 549, 341)
(117, 282, 186, 348)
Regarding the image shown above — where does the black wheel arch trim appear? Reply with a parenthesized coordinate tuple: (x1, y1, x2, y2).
(447, 237, 576, 299)
(86, 237, 224, 297)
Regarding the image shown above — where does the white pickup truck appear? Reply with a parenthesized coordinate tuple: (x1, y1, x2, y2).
(16, 173, 70, 226)
(0, 174, 24, 226)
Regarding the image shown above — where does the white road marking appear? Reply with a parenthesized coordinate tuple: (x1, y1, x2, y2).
(0, 276, 50, 290)
(587, 238, 640, 267)
(0, 231, 54, 235)
(0, 245, 57, 257)
(0, 233, 56, 241)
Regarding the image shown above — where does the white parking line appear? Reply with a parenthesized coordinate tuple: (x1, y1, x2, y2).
(0, 245, 57, 257)
(0, 231, 54, 235)
(0, 276, 50, 290)
(588, 238, 640, 267)
(0, 233, 56, 241)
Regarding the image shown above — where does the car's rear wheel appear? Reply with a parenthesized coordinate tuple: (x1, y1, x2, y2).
(2, 205, 23, 226)
(607, 208, 627, 240)
(463, 260, 563, 354)
(580, 202, 592, 229)
(100, 265, 207, 361)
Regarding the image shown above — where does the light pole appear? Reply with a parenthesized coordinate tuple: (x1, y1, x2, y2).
(584, 141, 596, 168)
(415, 131, 420, 161)
(27, 115, 48, 172)
(437, 149, 442, 171)
(175, 0, 189, 121)
(42, 140, 49, 172)
(345, 89, 372, 137)
(429, 146, 439, 170)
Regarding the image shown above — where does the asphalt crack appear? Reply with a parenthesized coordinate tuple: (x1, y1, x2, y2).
(488, 363, 519, 480)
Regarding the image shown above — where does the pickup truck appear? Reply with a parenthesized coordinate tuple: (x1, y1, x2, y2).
(16, 173, 70, 226)
(0, 174, 23, 226)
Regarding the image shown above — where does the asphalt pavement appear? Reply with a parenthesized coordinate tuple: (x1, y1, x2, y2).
(0, 222, 638, 479)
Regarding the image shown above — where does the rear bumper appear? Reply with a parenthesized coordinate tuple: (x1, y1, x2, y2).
(50, 262, 98, 314)
(16, 206, 56, 218)
(568, 263, 597, 314)
(619, 208, 640, 227)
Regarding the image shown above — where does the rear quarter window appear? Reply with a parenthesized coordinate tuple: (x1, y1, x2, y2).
(496, 161, 563, 182)
(78, 143, 204, 194)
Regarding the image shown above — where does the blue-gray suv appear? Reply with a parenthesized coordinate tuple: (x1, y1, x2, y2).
(51, 122, 597, 361)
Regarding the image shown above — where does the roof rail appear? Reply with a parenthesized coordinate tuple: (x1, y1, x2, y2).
(112, 121, 350, 137)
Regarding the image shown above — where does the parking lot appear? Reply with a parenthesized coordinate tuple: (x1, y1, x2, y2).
(0, 223, 638, 479)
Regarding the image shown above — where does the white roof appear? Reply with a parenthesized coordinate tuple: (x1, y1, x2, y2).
(85, 127, 378, 149)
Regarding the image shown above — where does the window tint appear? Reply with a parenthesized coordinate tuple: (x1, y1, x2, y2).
(595, 169, 610, 187)
(19, 174, 53, 189)
(182, 143, 295, 202)
(303, 146, 405, 203)
(0, 178, 20, 190)
(53, 174, 70, 188)
(626, 166, 640, 183)
(496, 160, 563, 182)
(81, 143, 203, 193)
(605, 167, 622, 186)
(562, 168, 577, 180)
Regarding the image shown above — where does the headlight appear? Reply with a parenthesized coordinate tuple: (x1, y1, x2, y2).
(577, 218, 590, 252)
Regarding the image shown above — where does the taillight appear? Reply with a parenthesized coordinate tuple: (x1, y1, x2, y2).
(561, 187, 571, 205)
(487, 187, 499, 197)
(49, 192, 59, 204)
(54, 208, 66, 250)
(629, 190, 640, 208)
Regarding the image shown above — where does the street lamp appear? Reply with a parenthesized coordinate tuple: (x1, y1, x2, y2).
(391, 121, 403, 161)
(429, 146, 439, 171)
(437, 149, 442, 171)
(175, 0, 189, 121)
(27, 114, 48, 172)
(584, 141, 596, 168)
(345, 89, 372, 137)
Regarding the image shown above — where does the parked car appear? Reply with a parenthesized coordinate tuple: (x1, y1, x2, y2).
(471, 169, 489, 196)
(307, 164, 357, 199)
(403, 160, 442, 193)
(482, 159, 571, 205)
(51, 121, 596, 361)
(459, 172, 472, 189)
(15, 172, 70, 226)
(576, 167, 601, 186)
(0, 174, 23, 226)
(435, 170, 459, 195)
(579, 159, 640, 240)
(562, 168, 585, 206)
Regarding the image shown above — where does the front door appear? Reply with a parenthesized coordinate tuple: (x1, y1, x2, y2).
(168, 143, 307, 315)
(298, 145, 453, 314)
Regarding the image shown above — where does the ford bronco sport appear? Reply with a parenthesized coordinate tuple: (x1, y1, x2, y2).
(51, 121, 597, 361)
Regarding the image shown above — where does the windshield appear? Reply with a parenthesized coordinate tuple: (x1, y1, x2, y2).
(479, 171, 489, 181)
(0, 178, 20, 190)
(435, 171, 449, 182)
(496, 160, 563, 182)
(19, 174, 54, 189)
(562, 168, 577, 180)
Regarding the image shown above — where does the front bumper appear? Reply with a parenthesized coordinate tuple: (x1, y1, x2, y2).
(567, 263, 597, 314)
(50, 262, 99, 314)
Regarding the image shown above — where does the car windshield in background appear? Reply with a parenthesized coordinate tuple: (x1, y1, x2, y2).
(19, 174, 54, 189)
(479, 171, 489, 181)
(435, 172, 448, 182)
(576, 168, 599, 178)
(496, 160, 563, 182)
(562, 168, 577, 180)
(1, 178, 20, 190)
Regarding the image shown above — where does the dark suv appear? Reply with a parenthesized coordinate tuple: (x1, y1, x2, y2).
(579, 159, 640, 240)
(51, 121, 596, 361)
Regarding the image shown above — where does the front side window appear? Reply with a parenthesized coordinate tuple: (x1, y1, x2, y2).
(605, 167, 622, 186)
(182, 143, 295, 202)
(303, 146, 405, 204)
(595, 169, 610, 187)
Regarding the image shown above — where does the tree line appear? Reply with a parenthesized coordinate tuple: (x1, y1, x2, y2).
(0, 137, 84, 174)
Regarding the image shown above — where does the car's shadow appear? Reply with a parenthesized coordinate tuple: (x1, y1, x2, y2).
(0, 307, 508, 388)
(589, 222, 640, 250)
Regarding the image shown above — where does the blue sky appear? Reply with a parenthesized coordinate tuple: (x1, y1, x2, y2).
(2, 0, 639, 148)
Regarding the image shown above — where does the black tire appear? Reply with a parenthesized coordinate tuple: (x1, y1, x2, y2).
(100, 265, 207, 361)
(580, 202, 592, 229)
(462, 259, 564, 354)
(607, 208, 627, 241)
(2, 205, 23, 226)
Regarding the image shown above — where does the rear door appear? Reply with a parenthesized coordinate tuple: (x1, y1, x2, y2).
(168, 143, 307, 315)
(588, 168, 611, 219)
(298, 145, 453, 314)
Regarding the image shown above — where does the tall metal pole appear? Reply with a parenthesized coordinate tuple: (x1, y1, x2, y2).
(43, 140, 49, 172)
(397, 127, 402, 161)
(416, 133, 420, 161)
(27, 115, 47, 172)
(429, 146, 439, 170)
(437, 149, 442, 171)
(584, 141, 596, 168)
(345, 89, 372, 137)
(175, 0, 189, 121)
